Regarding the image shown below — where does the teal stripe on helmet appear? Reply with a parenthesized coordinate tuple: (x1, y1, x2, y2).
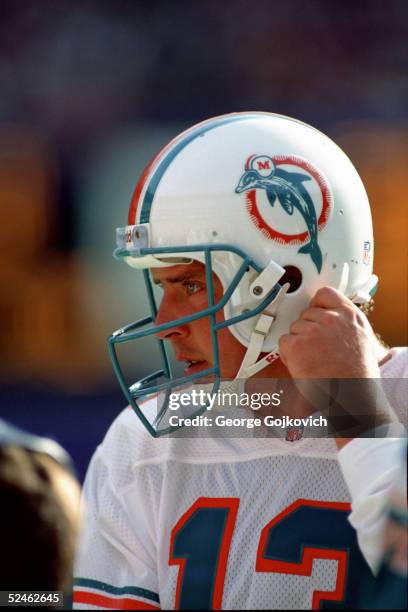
(139, 113, 262, 224)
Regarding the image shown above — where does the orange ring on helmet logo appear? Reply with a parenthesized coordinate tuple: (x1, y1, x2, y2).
(246, 156, 331, 245)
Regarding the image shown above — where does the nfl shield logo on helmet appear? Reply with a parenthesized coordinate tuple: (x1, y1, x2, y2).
(363, 240, 371, 265)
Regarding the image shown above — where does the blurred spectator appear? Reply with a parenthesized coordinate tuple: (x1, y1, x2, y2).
(0, 419, 81, 597)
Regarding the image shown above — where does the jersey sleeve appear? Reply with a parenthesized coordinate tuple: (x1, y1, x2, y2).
(338, 436, 406, 574)
(73, 445, 161, 610)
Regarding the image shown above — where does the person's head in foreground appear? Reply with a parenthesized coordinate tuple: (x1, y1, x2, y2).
(0, 420, 81, 596)
(109, 112, 388, 437)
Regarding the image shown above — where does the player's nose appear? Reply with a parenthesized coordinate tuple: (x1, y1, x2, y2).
(154, 296, 189, 340)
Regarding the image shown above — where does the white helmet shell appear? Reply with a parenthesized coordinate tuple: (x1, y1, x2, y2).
(124, 112, 375, 352)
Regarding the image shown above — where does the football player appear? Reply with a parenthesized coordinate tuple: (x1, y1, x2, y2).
(73, 113, 407, 609)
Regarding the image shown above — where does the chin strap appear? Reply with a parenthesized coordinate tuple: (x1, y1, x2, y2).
(236, 282, 289, 379)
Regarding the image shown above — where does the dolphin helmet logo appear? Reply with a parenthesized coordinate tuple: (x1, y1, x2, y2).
(235, 154, 331, 272)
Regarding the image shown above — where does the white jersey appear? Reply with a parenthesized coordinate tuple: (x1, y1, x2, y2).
(74, 348, 407, 610)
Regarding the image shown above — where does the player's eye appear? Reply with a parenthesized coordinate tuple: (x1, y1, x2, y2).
(183, 280, 204, 296)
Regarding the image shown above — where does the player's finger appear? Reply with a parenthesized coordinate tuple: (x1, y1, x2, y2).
(299, 306, 337, 323)
(289, 319, 317, 335)
(309, 286, 346, 309)
(278, 333, 294, 365)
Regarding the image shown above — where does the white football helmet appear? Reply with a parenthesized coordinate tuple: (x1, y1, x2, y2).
(110, 112, 377, 436)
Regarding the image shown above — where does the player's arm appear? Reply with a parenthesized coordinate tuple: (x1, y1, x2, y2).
(279, 287, 406, 571)
(337, 437, 406, 574)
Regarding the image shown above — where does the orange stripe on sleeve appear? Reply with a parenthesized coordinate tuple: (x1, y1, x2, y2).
(73, 591, 161, 610)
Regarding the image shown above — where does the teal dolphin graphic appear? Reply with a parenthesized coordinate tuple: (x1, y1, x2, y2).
(236, 158, 323, 272)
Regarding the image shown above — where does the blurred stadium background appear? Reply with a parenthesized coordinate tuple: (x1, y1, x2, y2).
(0, 0, 407, 480)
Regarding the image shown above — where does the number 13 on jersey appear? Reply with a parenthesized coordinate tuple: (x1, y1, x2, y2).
(169, 497, 376, 610)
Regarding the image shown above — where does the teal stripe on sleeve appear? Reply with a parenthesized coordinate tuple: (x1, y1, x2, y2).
(73, 577, 160, 603)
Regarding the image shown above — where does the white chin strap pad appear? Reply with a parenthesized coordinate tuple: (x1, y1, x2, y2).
(236, 283, 289, 379)
(249, 260, 286, 300)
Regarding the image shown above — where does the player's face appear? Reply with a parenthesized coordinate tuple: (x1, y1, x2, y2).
(152, 261, 247, 380)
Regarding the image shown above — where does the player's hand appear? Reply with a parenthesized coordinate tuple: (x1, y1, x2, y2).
(278, 287, 399, 443)
(278, 286, 382, 379)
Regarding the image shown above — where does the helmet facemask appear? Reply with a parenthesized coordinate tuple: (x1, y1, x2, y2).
(109, 236, 289, 437)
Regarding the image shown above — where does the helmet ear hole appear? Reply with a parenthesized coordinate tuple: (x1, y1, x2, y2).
(280, 266, 302, 293)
